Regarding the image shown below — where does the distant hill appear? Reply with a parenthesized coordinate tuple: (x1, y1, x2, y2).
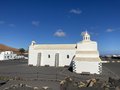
(0, 44, 20, 54)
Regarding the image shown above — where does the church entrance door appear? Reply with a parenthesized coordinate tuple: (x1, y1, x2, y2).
(55, 53, 59, 67)
(37, 53, 41, 66)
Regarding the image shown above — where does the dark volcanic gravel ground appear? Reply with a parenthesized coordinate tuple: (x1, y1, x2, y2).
(103, 63, 120, 77)
(0, 59, 120, 90)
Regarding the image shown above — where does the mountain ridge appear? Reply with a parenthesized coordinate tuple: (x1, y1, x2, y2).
(0, 44, 19, 53)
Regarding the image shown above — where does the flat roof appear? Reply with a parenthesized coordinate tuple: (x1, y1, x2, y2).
(33, 44, 77, 50)
(74, 57, 101, 62)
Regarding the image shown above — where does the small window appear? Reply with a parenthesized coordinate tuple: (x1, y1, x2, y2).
(67, 55, 69, 59)
(48, 55, 50, 58)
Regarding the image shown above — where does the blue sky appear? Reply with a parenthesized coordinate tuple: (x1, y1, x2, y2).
(0, 0, 120, 55)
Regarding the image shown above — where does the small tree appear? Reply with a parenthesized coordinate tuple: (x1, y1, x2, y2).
(19, 48, 25, 55)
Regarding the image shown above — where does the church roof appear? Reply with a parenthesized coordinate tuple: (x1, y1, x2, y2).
(84, 31, 89, 36)
(76, 51, 99, 54)
(78, 40, 97, 44)
(74, 57, 101, 62)
(33, 44, 76, 50)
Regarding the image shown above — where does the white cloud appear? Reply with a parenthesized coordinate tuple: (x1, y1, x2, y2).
(70, 9, 82, 14)
(54, 29, 66, 37)
(0, 21, 16, 27)
(9, 24, 15, 27)
(0, 21, 5, 24)
(32, 21, 40, 26)
(106, 28, 114, 32)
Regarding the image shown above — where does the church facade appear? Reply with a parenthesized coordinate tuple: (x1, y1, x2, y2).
(28, 31, 102, 74)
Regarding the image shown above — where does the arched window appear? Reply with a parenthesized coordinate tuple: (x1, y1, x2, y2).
(67, 55, 69, 59)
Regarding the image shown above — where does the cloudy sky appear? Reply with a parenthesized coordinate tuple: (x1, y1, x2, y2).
(0, 0, 120, 55)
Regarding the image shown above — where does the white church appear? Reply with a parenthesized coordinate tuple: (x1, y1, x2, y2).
(28, 31, 102, 74)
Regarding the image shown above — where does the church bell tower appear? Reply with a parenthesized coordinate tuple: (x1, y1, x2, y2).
(83, 31, 90, 41)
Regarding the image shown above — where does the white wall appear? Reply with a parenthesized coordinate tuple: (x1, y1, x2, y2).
(28, 46, 76, 66)
(77, 42, 97, 51)
(75, 61, 101, 74)
(75, 51, 99, 58)
(28, 48, 39, 66)
(0, 54, 4, 60)
(74, 40, 102, 74)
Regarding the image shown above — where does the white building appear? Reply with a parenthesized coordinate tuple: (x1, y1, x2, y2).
(16, 55, 25, 59)
(73, 32, 102, 74)
(28, 31, 102, 74)
(0, 51, 17, 60)
(0, 51, 26, 60)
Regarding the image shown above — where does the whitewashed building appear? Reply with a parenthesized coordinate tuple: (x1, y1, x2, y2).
(73, 32, 102, 74)
(0, 51, 26, 60)
(28, 31, 102, 74)
(16, 55, 25, 59)
(0, 51, 17, 60)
